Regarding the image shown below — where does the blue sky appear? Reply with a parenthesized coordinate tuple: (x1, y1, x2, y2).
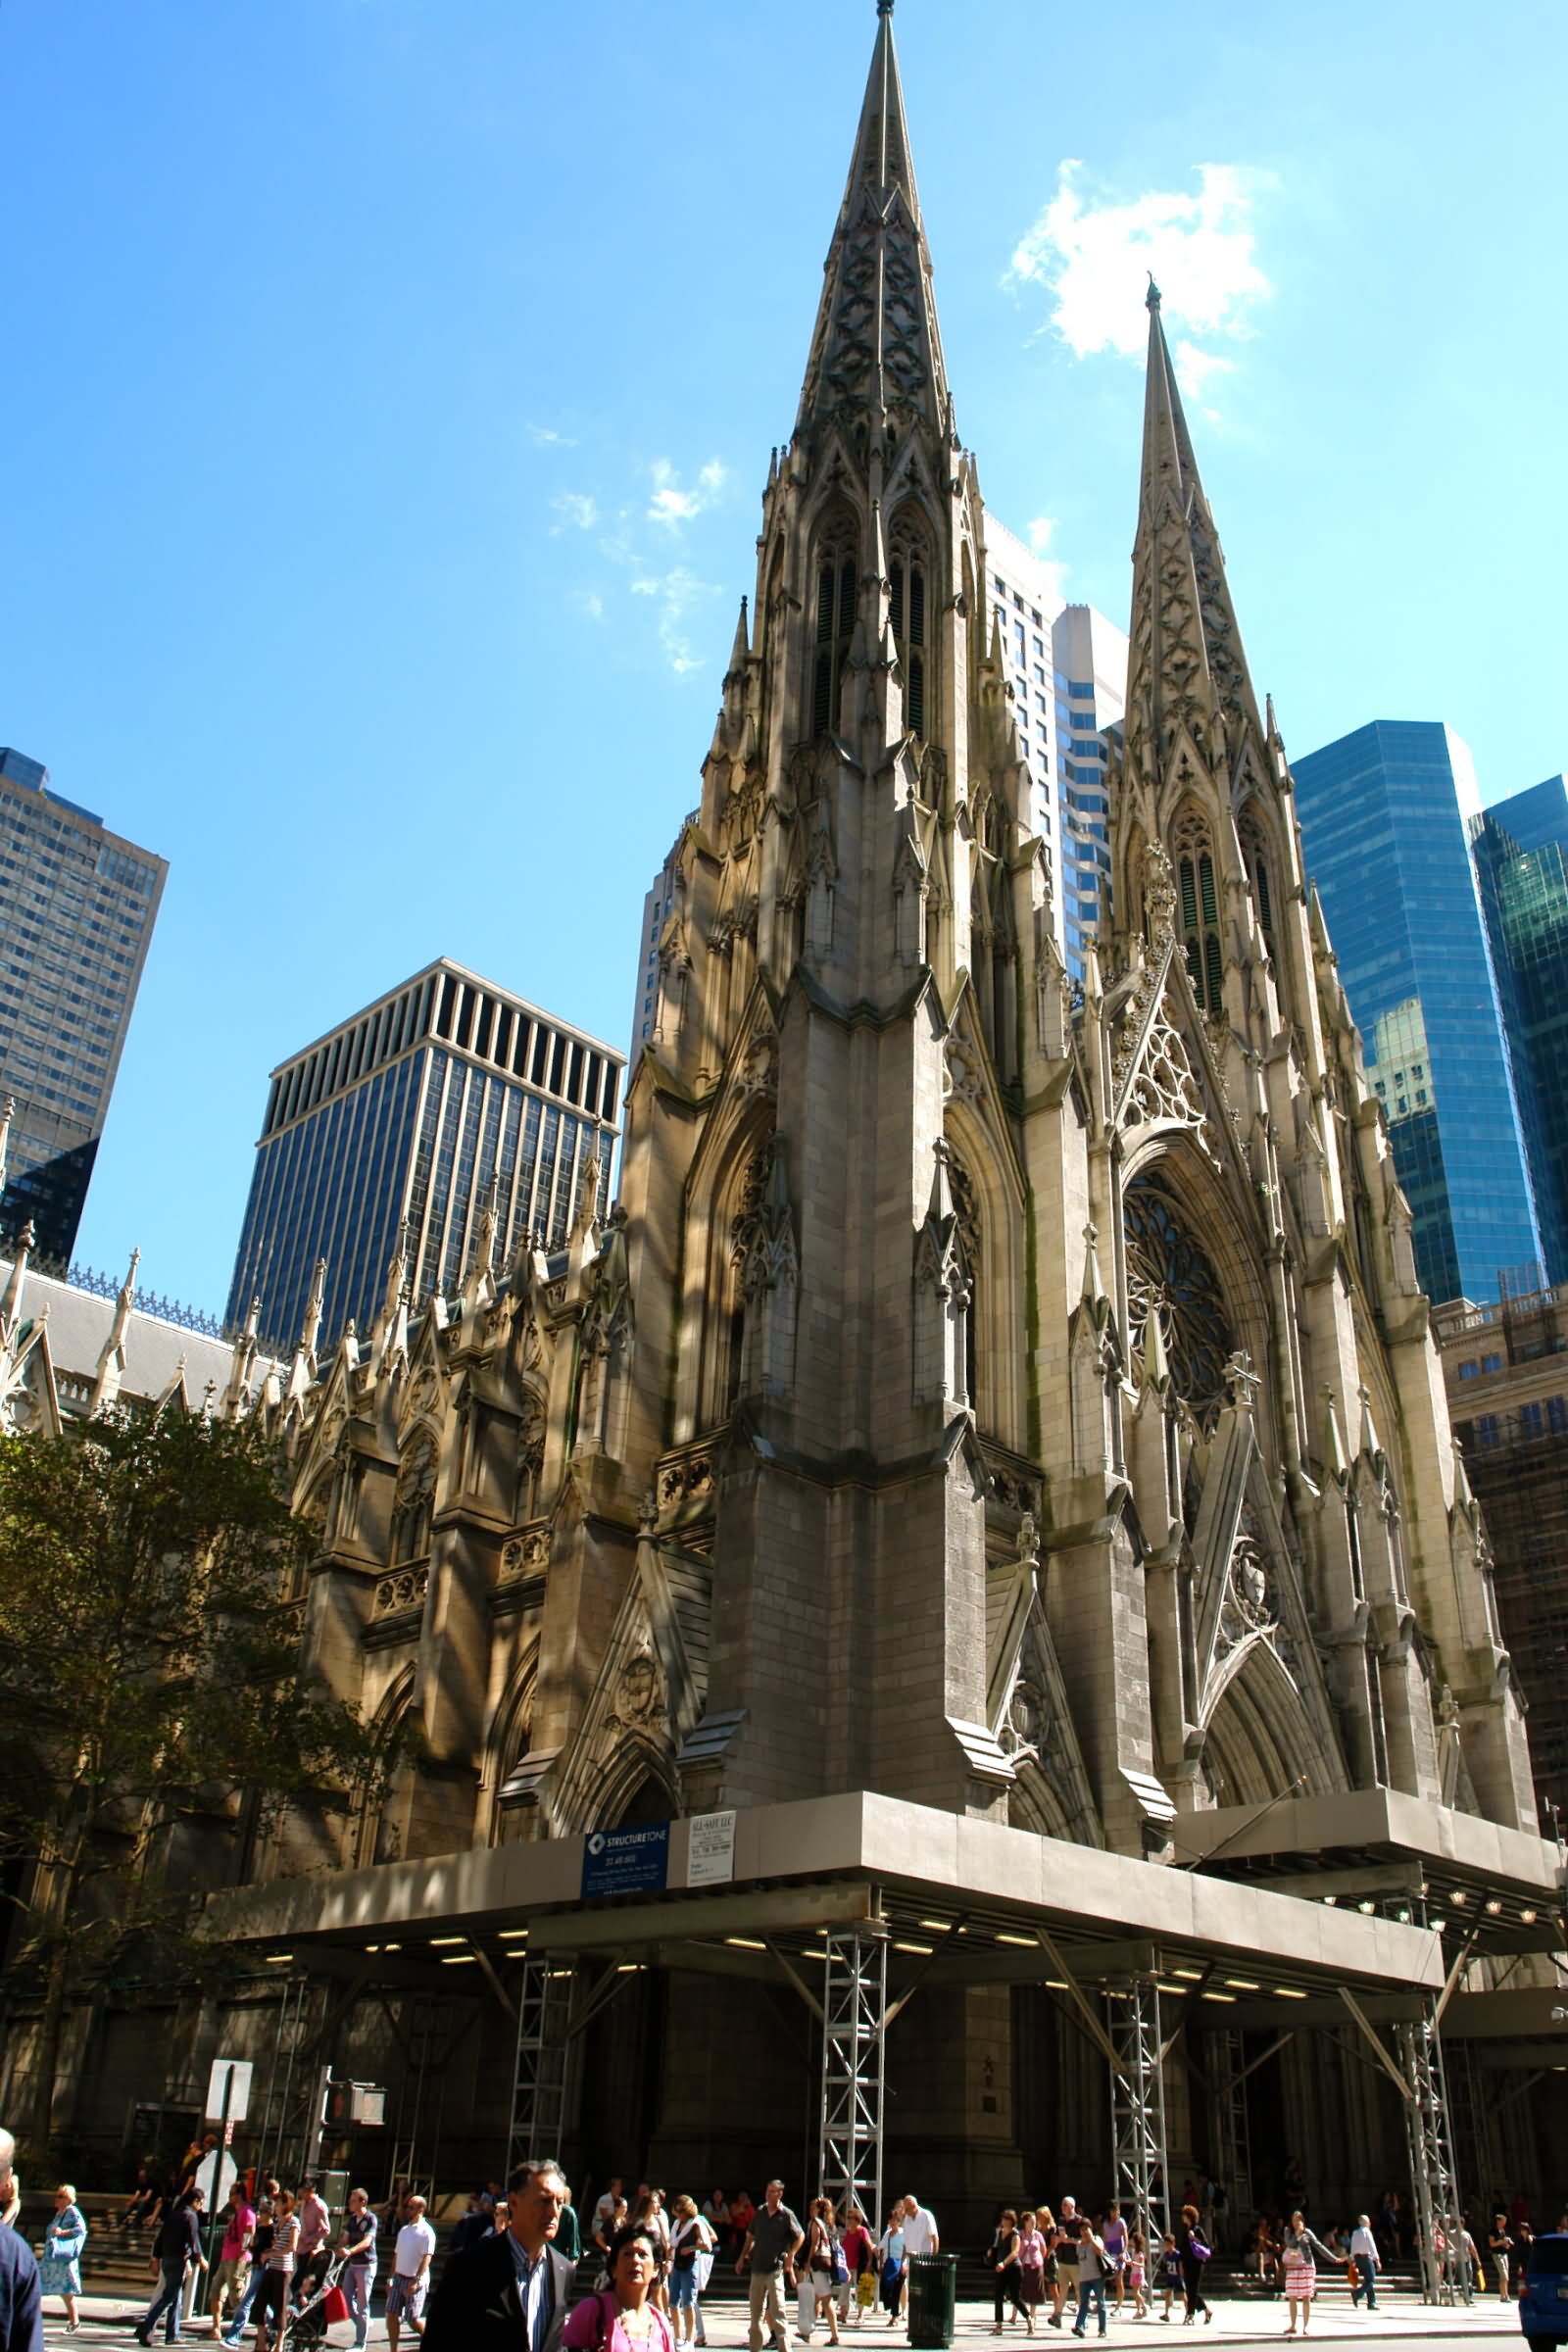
(3, 0, 1563, 1324)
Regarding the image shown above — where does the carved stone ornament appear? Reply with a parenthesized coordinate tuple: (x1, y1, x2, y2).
(500, 1528, 551, 1578)
(1144, 841, 1178, 949)
(659, 1451, 715, 1507)
(944, 1034, 983, 1108)
(1000, 1679, 1042, 1761)
(610, 1642, 665, 1733)
(737, 1025, 779, 1101)
(372, 1563, 429, 1619)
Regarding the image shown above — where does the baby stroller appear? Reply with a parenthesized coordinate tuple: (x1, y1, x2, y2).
(282, 2255, 351, 2346)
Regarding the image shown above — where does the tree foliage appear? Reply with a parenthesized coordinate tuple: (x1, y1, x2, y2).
(0, 1407, 389, 2151)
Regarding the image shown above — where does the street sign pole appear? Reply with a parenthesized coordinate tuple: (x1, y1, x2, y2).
(202, 2065, 235, 2323)
(199, 2056, 253, 2327)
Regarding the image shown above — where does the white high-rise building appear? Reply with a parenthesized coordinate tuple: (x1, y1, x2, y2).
(979, 520, 1126, 973)
(1052, 601, 1127, 974)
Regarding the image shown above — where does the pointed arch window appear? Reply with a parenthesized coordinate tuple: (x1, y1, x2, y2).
(810, 532, 858, 739)
(1238, 809, 1275, 948)
(948, 1148, 983, 1418)
(1173, 809, 1224, 1015)
(889, 514, 931, 740)
(390, 1430, 437, 1563)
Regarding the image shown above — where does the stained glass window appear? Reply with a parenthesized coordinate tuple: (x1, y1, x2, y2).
(1124, 1170, 1235, 1427)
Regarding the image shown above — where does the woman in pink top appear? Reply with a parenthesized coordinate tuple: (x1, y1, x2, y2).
(564, 2226, 676, 2352)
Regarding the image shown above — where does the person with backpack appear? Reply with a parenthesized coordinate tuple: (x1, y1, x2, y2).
(563, 2225, 675, 2352)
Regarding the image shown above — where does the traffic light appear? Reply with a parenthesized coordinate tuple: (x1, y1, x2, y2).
(318, 2069, 353, 2130)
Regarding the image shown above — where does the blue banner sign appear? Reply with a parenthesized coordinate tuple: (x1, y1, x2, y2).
(581, 1821, 669, 1899)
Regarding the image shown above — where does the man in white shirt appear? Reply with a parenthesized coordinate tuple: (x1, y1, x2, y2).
(898, 2197, 939, 2317)
(386, 2193, 438, 2351)
(592, 2179, 624, 2240)
(1348, 2216, 1380, 2310)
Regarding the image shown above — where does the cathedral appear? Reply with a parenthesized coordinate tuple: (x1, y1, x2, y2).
(7, 0, 1562, 2256)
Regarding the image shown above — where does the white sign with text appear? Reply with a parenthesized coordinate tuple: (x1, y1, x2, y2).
(686, 1809, 737, 1887)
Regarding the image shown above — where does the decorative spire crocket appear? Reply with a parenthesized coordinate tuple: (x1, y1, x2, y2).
(795, 0, 950, 444)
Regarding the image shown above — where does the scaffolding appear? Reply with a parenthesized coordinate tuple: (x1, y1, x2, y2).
(507, 1955, 573, 2175)
(816, 1928, 887, 2231)
(1446, 2038, 1499, 2224)
(1106, 1974, 1169, 2242)
(385, 1993, 466, 2201)
(1396, 2001, 1468, 2306)
(1206, 2028, 1252, 2248)
(254, 1974, 324, 2184)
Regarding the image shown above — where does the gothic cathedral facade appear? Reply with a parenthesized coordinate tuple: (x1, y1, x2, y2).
(227, 3, 1534, 2198)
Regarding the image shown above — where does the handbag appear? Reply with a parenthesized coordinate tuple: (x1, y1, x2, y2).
(320, 2284, 351, 2324)
(831, 2241, 850, 2287)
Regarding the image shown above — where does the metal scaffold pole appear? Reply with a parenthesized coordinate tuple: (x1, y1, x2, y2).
(1396, 1999, 1468, 2307)
(1207, 2027, 1252, 2247)
(817, 1928, 887, 2232)
(508, 1956, 572, 2173)
(1106, 1974, 1169, 2244)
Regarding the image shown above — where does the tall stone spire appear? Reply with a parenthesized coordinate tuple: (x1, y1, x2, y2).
(1125, 278, 1264, 784)
(795, 0, 951, 442)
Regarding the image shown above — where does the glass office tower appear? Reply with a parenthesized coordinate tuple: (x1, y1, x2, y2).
(226, 959, 624, 1352)
(0, 747, 168, 1261)
(1471, 775, 1568, 1285)
(1292, 720, 1544, 1306)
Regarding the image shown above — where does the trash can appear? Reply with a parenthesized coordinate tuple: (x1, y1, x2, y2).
(906, 2254, 957, 2349)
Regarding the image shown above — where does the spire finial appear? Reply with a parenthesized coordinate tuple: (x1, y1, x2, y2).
(1146, 270, 1161, 313)
(877, 0, 894, 15)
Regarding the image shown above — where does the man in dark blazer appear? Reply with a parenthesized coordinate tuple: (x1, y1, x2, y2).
(423, 2158, 577, 2352)
(0, 2126, 43, 2352)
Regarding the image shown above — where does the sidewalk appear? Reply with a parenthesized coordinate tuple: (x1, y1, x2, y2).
(40, 2293, 1526, 2346)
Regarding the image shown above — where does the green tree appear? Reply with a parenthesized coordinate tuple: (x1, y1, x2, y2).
(0, 1407, 388, 2157)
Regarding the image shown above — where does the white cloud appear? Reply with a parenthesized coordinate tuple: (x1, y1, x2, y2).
(1025, 515, 1069, 602)
(527, 421, 577, 448)
(648, 456, 729, 529)
(629, 565, 720, 676)
(550, 491, 598, 533)
(1006, 161, 1271, 398)
(1173, 339, 1235, 398)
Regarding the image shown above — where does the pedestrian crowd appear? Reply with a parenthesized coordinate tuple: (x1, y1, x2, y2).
(3, 2121, 1567, 2351)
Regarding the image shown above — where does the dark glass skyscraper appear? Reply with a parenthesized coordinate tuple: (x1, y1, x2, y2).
(0, 747, 168, 1261)
(226, 959, 624, 1351)
(1471, 775, 1568, 1284)
(1292, 720, 1544, 1305)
